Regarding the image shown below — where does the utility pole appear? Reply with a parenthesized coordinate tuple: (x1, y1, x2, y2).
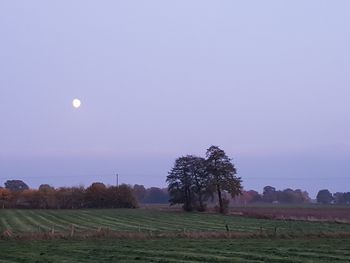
(116, 173, 119, 187)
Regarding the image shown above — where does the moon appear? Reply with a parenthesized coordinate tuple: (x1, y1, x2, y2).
(72, 99, 81, 108)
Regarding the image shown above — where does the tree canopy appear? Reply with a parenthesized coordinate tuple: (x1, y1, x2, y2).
(4, 180, 29, 192)
(0, 182, 138, 209)
(206, 146, 242, 213)
(167, 146, 242, 213)
(316, 189, 333, 204)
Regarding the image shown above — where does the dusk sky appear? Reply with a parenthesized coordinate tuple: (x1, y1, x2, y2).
(1, 1, 349, 197)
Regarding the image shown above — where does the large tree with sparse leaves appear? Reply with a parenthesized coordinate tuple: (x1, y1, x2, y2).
(167, 147, 242, 213)
(206, 146, 242, 213)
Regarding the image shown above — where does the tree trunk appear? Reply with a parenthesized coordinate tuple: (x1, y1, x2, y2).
(187, 188, 192, 211)
(198, 193, 204, 211)
(184, 187, 191, 211)
(217, 184, 224, 214)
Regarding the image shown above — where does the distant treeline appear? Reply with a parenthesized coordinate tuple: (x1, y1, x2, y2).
(232, 187, 350, 205)
(132, 185, 169, 204)
(0, 180, 170, 209)
(316, 189, 350, 205)
(132, 183, 350, 206)
(237, 186, 311, 204)
(0, 180, 138, 209)
(0, 181, 348, 209)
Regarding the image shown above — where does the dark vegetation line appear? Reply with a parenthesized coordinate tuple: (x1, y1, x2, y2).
(0, 146, 349, 211)
(165, 146, 349, 213)
(0, 182, 138, 209)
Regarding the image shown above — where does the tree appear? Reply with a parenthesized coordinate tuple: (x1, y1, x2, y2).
(0, 188, 11, 208)
(188, 156, 211, 211)
(262, 186, 277, 203)
(316, 189, 333, 204)
(70, 186, 85, 208)
(294, 189, 311, 203)
(37, 184, 56, 208)
(113, 184, 138, 208)
(19, 189, 42, 208)
(278, 188, 309, 204)
(133, 184, 147, 203)
(234, 190, 261, 204)
(167, 155, 214, 211)
(39, 184, 55, 191)
(206, 146, 242, 214)
(55, 187, 74, 209)
(333, 192, 350, 205)
(85, 182, 107, 208)
(344, 192, 350, 204)
(143, 187, 169, 204)
(4, 180, 29, 192)
(262, 187, 310, 204)
(167, 156, 195, 211)
(333, 192, 343, 204)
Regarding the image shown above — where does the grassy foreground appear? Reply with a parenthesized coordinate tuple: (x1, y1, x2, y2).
(1, 209, 349, 262)
(1, 209, 350, 236)
(0, 238, 349, 263)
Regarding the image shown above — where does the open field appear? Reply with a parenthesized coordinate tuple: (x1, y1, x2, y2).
(1, 208, 350, 262)
(1, 208, 350, 238)
(0, 238, 350, 262)
(230, 205, 350, 222)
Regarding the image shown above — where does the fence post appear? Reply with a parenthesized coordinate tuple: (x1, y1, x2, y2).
(70, 224, 75, 237)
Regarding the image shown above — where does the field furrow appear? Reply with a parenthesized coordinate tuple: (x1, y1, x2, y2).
(1, 208, 350, 236)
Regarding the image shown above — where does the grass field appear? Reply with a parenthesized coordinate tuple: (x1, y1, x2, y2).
(231, 205, 350, 222)
(1, 208, 350, 262)
(1, 209, 350, 236)
(0, 238, 349, 262)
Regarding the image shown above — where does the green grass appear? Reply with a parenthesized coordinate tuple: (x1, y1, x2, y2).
(0, 209, 350, 236)
(1, 209, 350, 262)
(0, 238, 349, 262)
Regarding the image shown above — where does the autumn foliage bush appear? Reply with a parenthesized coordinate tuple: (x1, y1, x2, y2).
(0, 182, 138, 209)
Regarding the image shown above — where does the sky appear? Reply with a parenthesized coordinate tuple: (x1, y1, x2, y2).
(0, 1, 349, 197)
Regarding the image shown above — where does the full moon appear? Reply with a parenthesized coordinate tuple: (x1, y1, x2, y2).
(72, 99, 81, 108)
